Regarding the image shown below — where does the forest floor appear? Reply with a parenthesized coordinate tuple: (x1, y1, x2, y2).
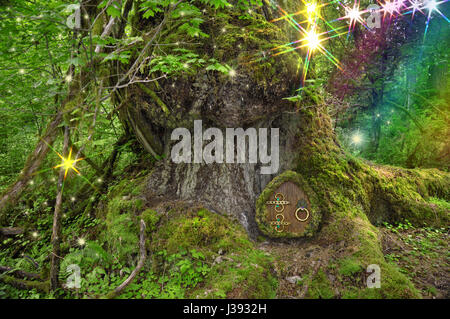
(380, 223, 449, 299)
(258, 222, 449, 299)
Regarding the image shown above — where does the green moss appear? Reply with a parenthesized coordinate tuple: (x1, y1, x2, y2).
(149, 207, 277, 299)
(338, 257, 362, 277)
(100, 196, 144, 263)
(154, 208, 252, 255)
(306, 270, 335, 299)
(428, 197, 450, 209)
(0, 275, 50, 293)
(140, 209, 161, 233)
(108, 176, 145, 198)
(193, 249, 278, 299)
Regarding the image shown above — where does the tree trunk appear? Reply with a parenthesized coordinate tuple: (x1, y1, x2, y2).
(106, 6, 449, 297)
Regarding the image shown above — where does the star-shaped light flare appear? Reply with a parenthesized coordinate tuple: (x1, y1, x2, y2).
(53, 147, 83, 179)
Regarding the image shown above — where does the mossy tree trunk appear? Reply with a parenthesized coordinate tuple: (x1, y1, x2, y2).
(1, 1, 447, 298)
(109, 3, 449, 297)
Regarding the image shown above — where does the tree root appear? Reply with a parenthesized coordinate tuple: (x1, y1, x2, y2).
(0, 266, 40, 280)
(0, 266, 49, 293)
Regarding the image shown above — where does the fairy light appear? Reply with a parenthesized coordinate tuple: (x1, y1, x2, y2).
(77, 238, 86, 246)
(31, 231, 38, 238)
(19, 69, 25, 74)
(347, 7, 362, 21)
(351, 132, 363, 145)
(340, 3, 366, 33)
(65, 74, 72, 83)
(306, 2, 317, 15)
(410, 0, 422, 10)
(53, 147, 83, 179)
(304, 29, 321, 51)
(228, 69, 237, 77)
(426, 0, 438, 11)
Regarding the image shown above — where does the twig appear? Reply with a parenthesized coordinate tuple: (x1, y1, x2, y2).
(105, 219, 147, 299)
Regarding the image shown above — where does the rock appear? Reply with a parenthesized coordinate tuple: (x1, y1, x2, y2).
(286, 276, 302, 284)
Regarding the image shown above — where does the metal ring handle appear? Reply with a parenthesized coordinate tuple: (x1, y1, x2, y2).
(295, 207, 309, 222)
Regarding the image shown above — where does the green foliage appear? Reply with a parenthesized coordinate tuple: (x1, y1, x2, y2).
(59, 241, 113, 282)
(339, 21, 450, 170)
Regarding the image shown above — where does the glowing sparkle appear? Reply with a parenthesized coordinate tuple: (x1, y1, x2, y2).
(70, 196, 76, 202)
(31, 231, 38, 238)
(65, 74, 72, 83)
(53, 147, 83, 179)
(228, 69, 237, 77)
(426, 0, 438, 10)
(304, 30, 321, 50)
(19, 69, 25, 74)
(306, 2, 318, 15)
(348, 8, 361, 21)
(351, 132, 363, 145)
(77, 238, 86, 246)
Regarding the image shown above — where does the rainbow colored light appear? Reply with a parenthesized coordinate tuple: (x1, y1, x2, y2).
(255, 0, 449, 89)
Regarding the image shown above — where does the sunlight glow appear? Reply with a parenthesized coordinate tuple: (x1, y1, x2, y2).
(351, 132, 363, 145)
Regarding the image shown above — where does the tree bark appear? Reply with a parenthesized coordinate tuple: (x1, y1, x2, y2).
(0, 111, 63, 213)
(50, 126, 70, 291)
